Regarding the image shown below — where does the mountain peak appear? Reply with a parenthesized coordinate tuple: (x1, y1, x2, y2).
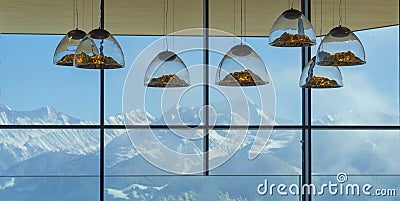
(45, 105, 56, 113)
(0, 103, 12, 111)
(35, 105, 57, 116)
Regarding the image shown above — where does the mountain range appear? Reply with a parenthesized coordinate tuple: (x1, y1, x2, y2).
(0, 103, 398, 200)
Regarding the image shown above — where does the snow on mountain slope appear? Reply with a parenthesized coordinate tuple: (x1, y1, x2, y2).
(151, 98, 288, 126)
(210, 129, 301, 175)
(107, 109, 155, 125)
(4, 152, 99, 175)
(0, 103, 399, 200)
(0, 178, 15, 190)
(0, 104, 90, 125)
(106, 183, 170, 200)
(105, 132, 138, 169)
(0, 104, 120, 173)
(312, 111, 399, 125)
(1, 102, 398, 177)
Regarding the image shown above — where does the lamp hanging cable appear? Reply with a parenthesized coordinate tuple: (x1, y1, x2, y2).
(244, 0, 247, 43)
(320, 0, 323, 37)
(172, 0, 174, 51)
(291, 0, 294, 9)
(98, 0, 101, 29)
(91, 0, 94, 29)
(319, 0, 323, 50)
(233, 0, 235, 36)
(339, 0, 342, 26)
(99, 0, 104, 56)
(82, 0, 84, 29)
(313, 0, 316, 32)
(75, 0, 79, 28)
(233, 0, 237, 45)
(345, 0, 347, 26)
(99, 0, 104, 29)
(323, 0, 326, 34)
(82, 0, 85, 29)
(240, 0, 243, 43)
(165, 0, 169, 50)
(332, 0, 334, 28)
(163, 0, 165, 50)
(73, 0, 76, 28)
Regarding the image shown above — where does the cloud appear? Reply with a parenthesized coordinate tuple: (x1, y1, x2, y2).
(313, 70, 394, 120)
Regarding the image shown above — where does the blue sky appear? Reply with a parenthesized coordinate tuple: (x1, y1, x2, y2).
(0, 25, 398, 124)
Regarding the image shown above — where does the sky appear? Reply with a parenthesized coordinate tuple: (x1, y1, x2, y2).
(0, 25, 398, 124)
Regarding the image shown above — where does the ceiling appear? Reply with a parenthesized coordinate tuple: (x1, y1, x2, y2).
(0, 0, 398, 36)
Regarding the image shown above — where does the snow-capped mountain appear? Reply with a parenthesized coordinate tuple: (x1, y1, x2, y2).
(0, 102, 292, 173)
(0, 103, 399, 200)
(151, 98, 282, 126)
(0, 104, 91, 125)
(312, 111, 399, 125)
(106, 183, 169, 200)
(106, 109, 155, 125)
(0, 103, 155, 174)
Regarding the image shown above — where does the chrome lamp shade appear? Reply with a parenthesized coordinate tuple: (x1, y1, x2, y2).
(216, 44, 269, 87)
(316, 26, 366, 66)
(53, 29, 86, 66)
(269, 9, 316, 47)
(299, 56, 343, 88)
(144, 51, 190, 88)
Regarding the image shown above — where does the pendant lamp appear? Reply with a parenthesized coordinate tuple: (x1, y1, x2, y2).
(145, 51, 190, 87)
(74, 0, 124, 69)
(144, 0, 189, 88)
(216, 0, 269, 87)
(268, 1, 316, 47)
(299, 57, 343, 88)
(316, 0, 366, 66)
(53, 0, 86, 66)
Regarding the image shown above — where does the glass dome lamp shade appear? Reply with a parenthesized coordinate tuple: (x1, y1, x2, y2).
(53, 29, 87, 66)
(269, 9, 316, 47)
(144, 51, 190, 88)
(299, 56, 343, 88)
(74, 29, 125, 69)
(216, 44, 269, 87)
(316, 26, 366, 66)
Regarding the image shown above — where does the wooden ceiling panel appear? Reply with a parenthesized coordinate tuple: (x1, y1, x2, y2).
(0, 0, 398, 36)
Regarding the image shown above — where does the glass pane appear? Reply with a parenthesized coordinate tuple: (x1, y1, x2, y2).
(120, 35, 204, 126)
(312, 175, 399, 200)
(312, 26, 400, 125)
(249, 37, 302, 125)
(0, 35, 100, 124)
(105, 129, 204, 175)
(105, 176, 300, 200)
(105, 36, 157, 125)
(0, 129, 99, 176)
(313, 130, 400, 174)
(210, 130, 301, 175)
(0, 177, 99, 200)
(209, 36, 301, 126)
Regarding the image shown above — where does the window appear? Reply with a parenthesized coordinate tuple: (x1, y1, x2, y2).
(0, 3, 398, 201)
(0, 35, 100, 124)
(312, 26, 399, 125)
